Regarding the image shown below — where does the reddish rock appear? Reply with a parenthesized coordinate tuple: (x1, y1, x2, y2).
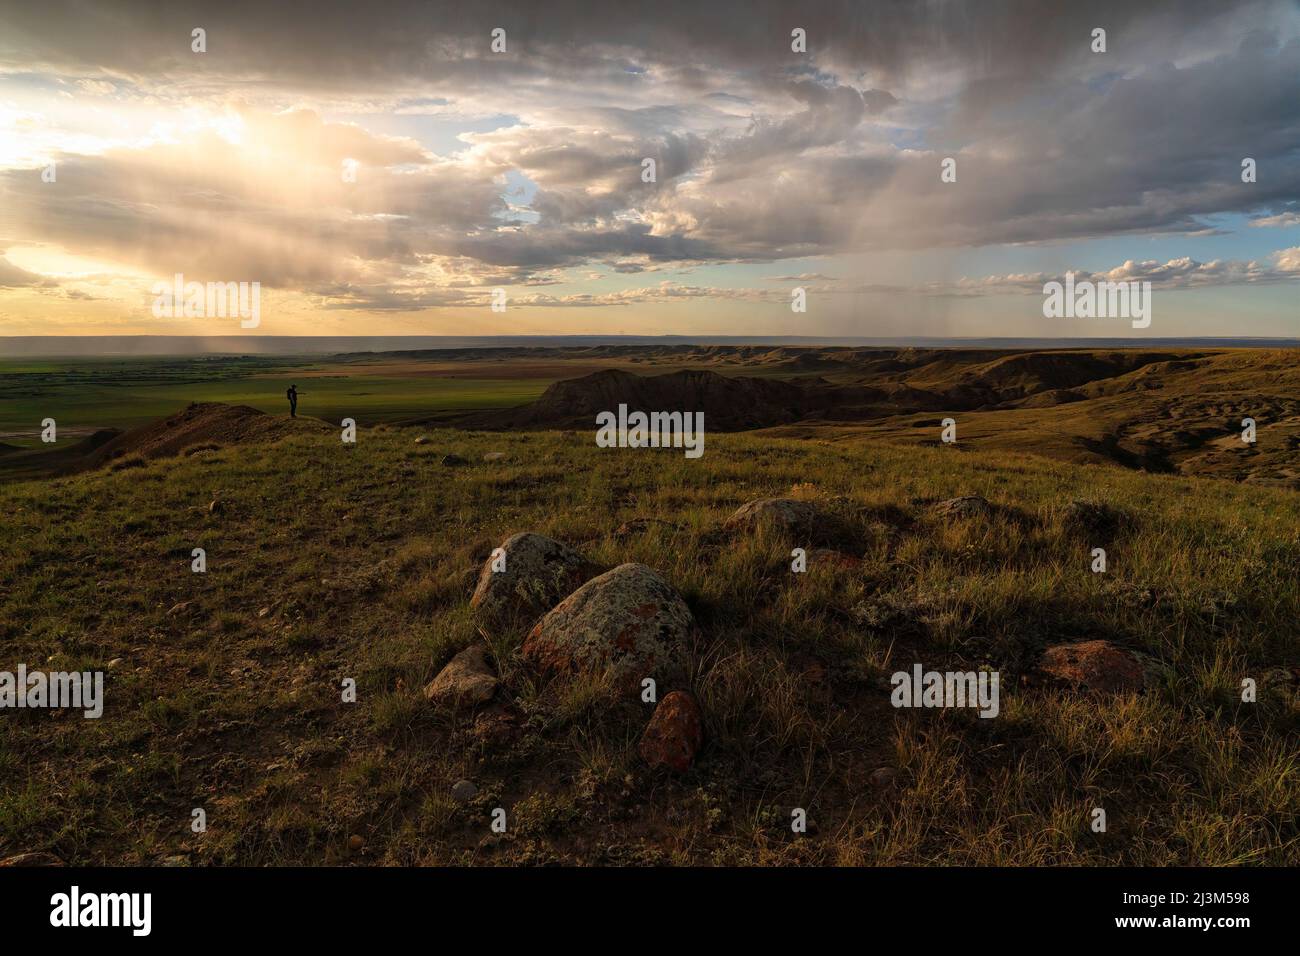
(1040, 640, 1146, 693)
(638, 691, 704, 772)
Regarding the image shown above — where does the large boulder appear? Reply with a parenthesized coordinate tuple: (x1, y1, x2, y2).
(423, 644, 498, 710)
(1039, 640, 1146, 693)
(522, 563, 694, 687)
(639, 691, 704, 772)
(724, 498, 823, 535)
(469, 532, 598, 624)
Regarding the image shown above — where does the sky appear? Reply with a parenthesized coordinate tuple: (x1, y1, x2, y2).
(0, 0, 1297, 340)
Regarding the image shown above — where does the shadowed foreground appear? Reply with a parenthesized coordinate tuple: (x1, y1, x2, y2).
(0, 420, 1296, 865)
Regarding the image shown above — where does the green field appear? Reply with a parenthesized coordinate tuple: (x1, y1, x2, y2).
(0, 356, 548, 445)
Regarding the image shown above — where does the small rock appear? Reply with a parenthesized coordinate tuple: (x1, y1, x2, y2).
(423, 644, 499, 709)
(440, 454, 468, 466)
(933, 495, 992, 519)
(483, 451, 506, 462)
(724, 498, 823, 535)
(106, 658, 123, 669)
(166, 600, 194, 617)
(347, 834, 364, 852)
(522, 563, 695, 687)
(208, 499, 223, 514)
(414, 436, 429, 445)
(1039, 640, 1146, 693)
(638, 691, 704, 772)
(256, 606, 271, 619)
(869, 767, 900, 789)
(451, 779, 479, 802)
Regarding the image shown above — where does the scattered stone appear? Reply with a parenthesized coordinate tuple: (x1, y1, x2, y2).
(483, 451, 506, 462)
(724, 497, 822, 535)
(1039, 640, 1146, 693)
(440, 453, 468, 466)
(451, 779, 479, 803)
(347, 834, 364, 852)
(869, 767, 900, 789)
(106, 658, 123, 669)
(523, 563, 695, 687)
(470, 532, 599, 624)
(933, 495, 992, 519)
(414, 436, 429, 445)
(638, 691, 704, 772)
(0, 852, 63, 867)
(422, 644, 499, 710)
(256, 606, 271, 619)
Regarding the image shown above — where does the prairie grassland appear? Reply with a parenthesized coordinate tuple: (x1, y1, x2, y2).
(0, 424, 1296, 865)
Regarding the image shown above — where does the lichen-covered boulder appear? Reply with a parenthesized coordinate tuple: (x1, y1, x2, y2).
(521, 563, 694, 687)
(469, 532, 598, 624)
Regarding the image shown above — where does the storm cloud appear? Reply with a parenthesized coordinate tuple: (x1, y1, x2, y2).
(0, 0, 1297, 317)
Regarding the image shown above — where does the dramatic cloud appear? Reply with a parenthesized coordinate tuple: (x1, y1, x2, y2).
(0, 0, 1297, 329)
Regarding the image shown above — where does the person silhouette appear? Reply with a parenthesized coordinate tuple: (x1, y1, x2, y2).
(286, 384, 298, 418)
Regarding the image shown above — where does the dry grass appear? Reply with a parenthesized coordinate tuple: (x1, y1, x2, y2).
(0, 424, 1296, 865)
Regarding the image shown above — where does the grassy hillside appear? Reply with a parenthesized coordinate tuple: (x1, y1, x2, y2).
(0, 420, 1296, 865)
(6, 348, 1298, 490)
